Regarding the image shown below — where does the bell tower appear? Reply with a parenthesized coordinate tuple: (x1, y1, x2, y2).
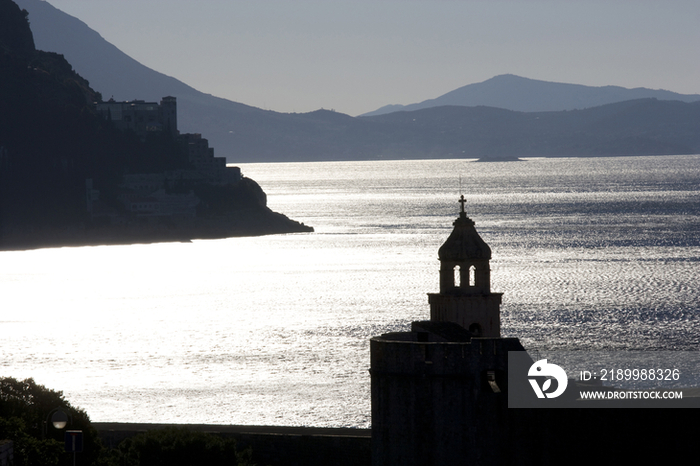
(427, 196, 502, 336)
(370, 195, 533, 465)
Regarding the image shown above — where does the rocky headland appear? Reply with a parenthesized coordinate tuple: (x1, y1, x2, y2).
(0, 0, 311, 251)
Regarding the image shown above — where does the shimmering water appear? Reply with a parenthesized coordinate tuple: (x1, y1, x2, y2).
(1, 155, 699, 427)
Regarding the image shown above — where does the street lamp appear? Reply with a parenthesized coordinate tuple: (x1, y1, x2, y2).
(43, 407, 82, 466)
(51, 409, 69, 430)
(43, 407, 71, 439)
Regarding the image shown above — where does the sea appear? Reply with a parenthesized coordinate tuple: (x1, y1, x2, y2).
(1, 155, 699, 427)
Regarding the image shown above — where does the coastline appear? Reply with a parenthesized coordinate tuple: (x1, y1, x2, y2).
(0, 207, 313, 251)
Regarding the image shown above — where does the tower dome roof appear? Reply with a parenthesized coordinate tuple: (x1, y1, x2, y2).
(438, 196, 492, 261)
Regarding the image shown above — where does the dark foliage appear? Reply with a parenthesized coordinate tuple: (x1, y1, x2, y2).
(111, 427, 254, 466)
(0, 377, 105, 466)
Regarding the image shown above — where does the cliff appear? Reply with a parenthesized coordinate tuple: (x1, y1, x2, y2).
(0, 0, 311, 250)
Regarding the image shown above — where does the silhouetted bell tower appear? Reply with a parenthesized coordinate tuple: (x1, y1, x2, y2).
(428, 195, 502, 336)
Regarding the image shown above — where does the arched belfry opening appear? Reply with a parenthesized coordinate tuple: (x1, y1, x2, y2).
(436, 195, 492, 295)
(428, 196, 502, 337)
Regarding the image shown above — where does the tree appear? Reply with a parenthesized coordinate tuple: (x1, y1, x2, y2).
(112, 427, 255, 466)
(0, 377, 105, 466)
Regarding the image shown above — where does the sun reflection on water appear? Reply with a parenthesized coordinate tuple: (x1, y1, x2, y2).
(1, 155, 699, 426)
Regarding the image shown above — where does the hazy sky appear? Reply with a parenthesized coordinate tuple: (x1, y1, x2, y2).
(44, 0, 700, 116)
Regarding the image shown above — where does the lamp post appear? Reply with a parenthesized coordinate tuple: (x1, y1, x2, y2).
(43, 407, 71, 440)
(43, 407, 82, 466)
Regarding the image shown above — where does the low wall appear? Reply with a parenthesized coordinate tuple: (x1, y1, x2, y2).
(94, 423, 371, 466)
(0, 441, 13, 466)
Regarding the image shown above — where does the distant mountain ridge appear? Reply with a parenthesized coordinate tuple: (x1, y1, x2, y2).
(360, 99, 700, 159)
(15, 0, 700, 162)
(361, 74, 700, 116)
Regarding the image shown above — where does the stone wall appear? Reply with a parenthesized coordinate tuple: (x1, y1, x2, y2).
(370, 333, 537, 465)
(95, 423, 371, 466)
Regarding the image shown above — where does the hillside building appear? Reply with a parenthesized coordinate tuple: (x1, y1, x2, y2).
(96, 96, 178, 137)
(95, 96, 240, 186)
(178, 133, 239, 185)
(90, 96, 241, 220)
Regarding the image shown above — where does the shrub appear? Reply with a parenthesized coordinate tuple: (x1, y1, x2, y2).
(0, 377, 104, 465)
(113, 427, 255, 466)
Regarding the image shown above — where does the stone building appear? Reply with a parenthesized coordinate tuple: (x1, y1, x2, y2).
(370, 196, 536, 465)
(95, 96, 240, 186)
(96, 96, 178, 137)
(427, 195, 503, 337)
(178, 133, 239, 184)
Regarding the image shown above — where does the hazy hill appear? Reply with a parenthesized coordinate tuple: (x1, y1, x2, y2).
(362, 74, 700, 116)
(20, 0, 413, 163)
(14, 0, 386, 162)
(16, 0, 360, 163)
(15, 0, 700, 162)
(14, 0, 271, 159)
(360, 99, 700, 158)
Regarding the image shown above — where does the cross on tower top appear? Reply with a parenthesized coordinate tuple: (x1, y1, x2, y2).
(458, 195, 467, 217)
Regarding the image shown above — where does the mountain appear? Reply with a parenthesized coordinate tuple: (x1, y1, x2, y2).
(17, 0, 390, 163)
(14, 0, 700, 162)
(360, 99, 700, 159)
(14, 0, 270, 160)
(1, 0, 311, 249)
(361, 74, 700, 116)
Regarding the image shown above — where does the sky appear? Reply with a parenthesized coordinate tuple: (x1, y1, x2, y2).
(43, 0, 700, 116)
